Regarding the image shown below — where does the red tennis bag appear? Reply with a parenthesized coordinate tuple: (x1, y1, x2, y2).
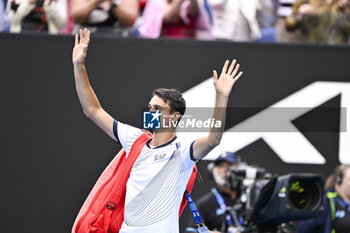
(72, 132, 197, 233)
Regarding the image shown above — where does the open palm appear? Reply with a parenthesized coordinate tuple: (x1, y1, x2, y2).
(213, 59, 243, 97)
(72, 28, 90, 65)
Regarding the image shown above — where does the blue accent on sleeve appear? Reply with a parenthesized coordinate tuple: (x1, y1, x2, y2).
(113, 120, 120, 143)
(190, 140, 196, 162)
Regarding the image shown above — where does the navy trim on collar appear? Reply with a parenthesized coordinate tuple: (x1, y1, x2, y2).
(146, 136, 177, 149)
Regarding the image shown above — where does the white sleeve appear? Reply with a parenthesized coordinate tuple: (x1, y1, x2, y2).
(113, 120, 143, 154)
(8, 0, 35, 33)
(179, 139, 197, 170)
(44, 0, 67, 33)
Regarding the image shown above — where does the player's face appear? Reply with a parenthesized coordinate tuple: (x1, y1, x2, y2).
(148, 95, 179, 130)
(148, 95, 172, 114)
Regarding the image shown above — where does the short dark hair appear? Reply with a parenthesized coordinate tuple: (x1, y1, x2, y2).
(152, 88, 186, 116)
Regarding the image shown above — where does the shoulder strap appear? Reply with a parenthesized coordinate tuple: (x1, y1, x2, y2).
(109, 131, 152, 203)
(179, 165, 198, 216)
(84, 131, 152, 233)
(184, 189, 210, 233)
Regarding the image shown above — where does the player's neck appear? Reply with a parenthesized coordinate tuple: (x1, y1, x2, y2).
(149, 131, 176, 147)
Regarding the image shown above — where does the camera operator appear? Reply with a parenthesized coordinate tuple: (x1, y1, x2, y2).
(185, 152, 242, 233)
(298, 165, 350, 233)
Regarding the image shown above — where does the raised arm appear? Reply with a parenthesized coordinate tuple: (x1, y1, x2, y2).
(164, 0, 199, 23)
(192, 59, 243, 161)
(72, 28, 116, 141)
(70, 0, 101, 24)
(164, 0, 185, 23)
(110, 0, 139, 26)
(71, 0, 139, 26)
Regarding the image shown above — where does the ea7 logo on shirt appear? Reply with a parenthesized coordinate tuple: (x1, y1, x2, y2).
(154, 153, 166, 161)
(143, 110, 161, 129)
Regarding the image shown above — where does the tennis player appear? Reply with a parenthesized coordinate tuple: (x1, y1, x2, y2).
(72, 28, 243, 233)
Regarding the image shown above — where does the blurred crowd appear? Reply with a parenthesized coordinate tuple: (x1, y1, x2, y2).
(0, 0, 349, 44)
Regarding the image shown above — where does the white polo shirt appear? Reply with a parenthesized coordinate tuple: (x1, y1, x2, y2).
(113, 121, 196, 233)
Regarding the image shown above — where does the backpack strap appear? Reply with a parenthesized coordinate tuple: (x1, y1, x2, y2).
(179, 165, 199, 216)
(90, 131, 152, 233)
(109, 131, 152, 203)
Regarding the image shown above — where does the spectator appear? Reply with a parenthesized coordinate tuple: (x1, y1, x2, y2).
(298, 165, 350, 233)
(275, 0, 301, 42)
(7, 0, 67, 34)
(70, 0, 139, 35)
(257, 0, 276, 28)
(206, 0, 261, 41)
(60, 0, 74, 34)
(1, 0, 9, 31)
(285, 0, 350, 44)
(185, 152, 242, 233)
(255, 0, 276, 42)
(0, 0, 3, 30)
(134, 0, 211, 39)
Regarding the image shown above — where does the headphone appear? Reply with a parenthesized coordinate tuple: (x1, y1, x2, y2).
(336, 165, 345, 185)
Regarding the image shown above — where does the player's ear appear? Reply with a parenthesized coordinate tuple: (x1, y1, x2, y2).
(174, 112, 181, 121)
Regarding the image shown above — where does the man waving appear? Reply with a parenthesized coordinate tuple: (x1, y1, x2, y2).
(72, 28, 243, 233)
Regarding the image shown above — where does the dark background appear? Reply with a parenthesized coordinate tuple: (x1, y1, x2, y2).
(0, 33, 349, 233)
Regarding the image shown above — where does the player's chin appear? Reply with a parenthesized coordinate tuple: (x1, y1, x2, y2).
(147, 128, 160, 133)
(151, 128, 161, 133)
(151, 127, 173, 133)
(145, 128, 154, 134)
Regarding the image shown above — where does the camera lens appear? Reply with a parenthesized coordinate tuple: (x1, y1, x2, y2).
(288, 179, 321, 210)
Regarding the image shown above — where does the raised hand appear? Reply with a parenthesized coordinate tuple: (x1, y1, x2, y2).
(213, 59, 243, 97)
(72, 28, 90, 66)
